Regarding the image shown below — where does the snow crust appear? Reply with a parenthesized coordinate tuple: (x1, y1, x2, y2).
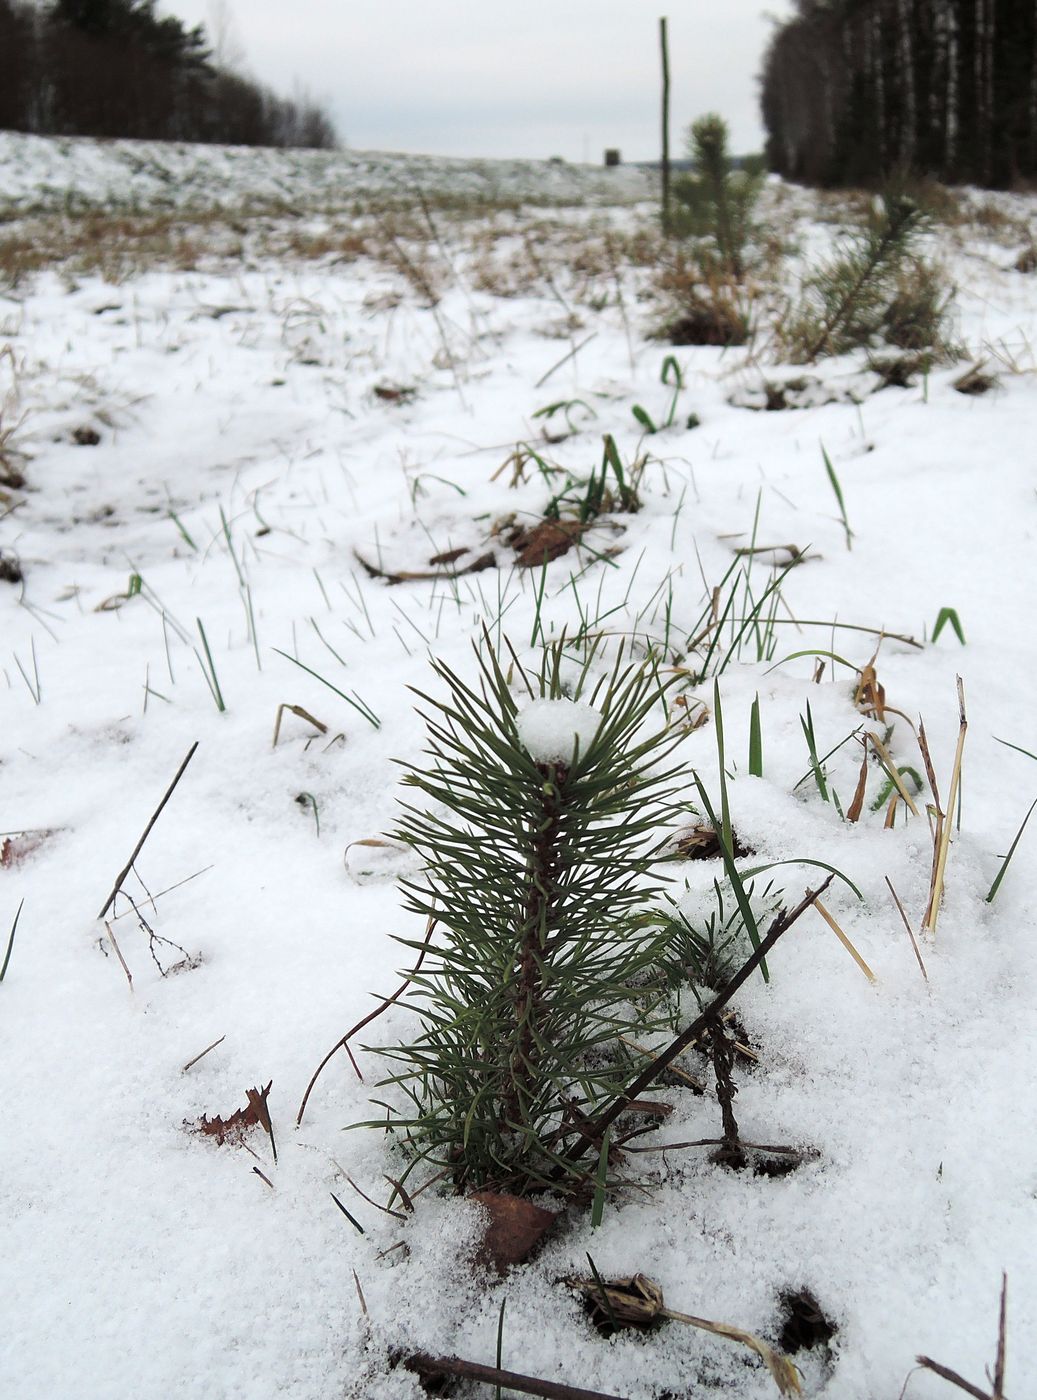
(516, 697, 602, 763)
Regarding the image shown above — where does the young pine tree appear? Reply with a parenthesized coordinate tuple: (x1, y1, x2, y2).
(364, 639, 687, 1197)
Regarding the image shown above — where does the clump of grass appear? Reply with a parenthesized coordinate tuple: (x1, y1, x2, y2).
(653, 245, 754, 347)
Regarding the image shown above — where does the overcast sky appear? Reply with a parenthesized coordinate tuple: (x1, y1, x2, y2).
(167, 2, 796, 162)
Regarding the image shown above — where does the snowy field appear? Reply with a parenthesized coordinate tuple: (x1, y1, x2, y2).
(1, 133, 1036, 1399)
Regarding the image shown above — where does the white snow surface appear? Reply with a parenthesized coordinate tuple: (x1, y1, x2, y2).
(516, 698, 602, 764)
(1, 138, 1036, 1400)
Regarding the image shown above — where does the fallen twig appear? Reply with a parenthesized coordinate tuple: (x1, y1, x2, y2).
(554, 878, 832, 1172)
(403, 1352, 629, 1400)
(353, 547, 495, 585)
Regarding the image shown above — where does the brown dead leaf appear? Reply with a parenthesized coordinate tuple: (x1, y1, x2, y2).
(470, 1190, 559, 1275)
(1, 830, 58, 867)
(193, 1081, 274, 1156)
(505, 518, 586, 568)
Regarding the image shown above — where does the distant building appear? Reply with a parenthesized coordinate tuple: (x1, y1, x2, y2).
(604, 149, 621, 167)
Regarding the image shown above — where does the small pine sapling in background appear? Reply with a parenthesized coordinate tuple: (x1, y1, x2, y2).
(362, 637, 688, 1199)
(671, 113, 763, 280)
(786, 192, 955, 362)
(656, 113, 762, 347)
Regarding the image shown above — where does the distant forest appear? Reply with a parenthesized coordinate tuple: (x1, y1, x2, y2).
(0, 0, 337, 149)
(761, 0, 1037, 188)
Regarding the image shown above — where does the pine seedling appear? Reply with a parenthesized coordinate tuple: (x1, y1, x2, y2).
(364, 637, 688, 1196)
(671, 114, 762, 280)
(788, 194, 943, 362)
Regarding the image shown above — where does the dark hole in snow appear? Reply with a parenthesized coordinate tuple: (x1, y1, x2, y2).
(0, 552, 23, 584)
(778, 1288, 838, 1354)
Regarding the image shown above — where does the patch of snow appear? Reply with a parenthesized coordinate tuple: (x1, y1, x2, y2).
(516, 697, 602, 763)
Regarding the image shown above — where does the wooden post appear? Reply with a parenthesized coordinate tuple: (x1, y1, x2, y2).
(660, 16, 671, 233)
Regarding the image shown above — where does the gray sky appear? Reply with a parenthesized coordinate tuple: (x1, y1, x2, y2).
(168, 2, 796, 161)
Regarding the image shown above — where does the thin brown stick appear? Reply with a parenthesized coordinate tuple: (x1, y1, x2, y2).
(624, 1137, 806, 1156)
(109, 865, 214, 921)
(97, 742, 199, 920)
(534, 332, 598, 389)
(554, 878, 831, 1172)
(103, 919, 133, 990)
(926, 677, 968, 934)
(353, 548, 495, 586)
(994, 1273, 1007, 1399)
(403, 1353, 630, 1400)
(296, 916, 437, 1125)
(181, 1034, 226, 1073)
(885, 877, 928, 981)
(914, 1357, 991, 1400)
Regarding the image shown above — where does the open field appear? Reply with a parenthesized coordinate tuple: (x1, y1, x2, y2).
(2, 133, 1036, 1399)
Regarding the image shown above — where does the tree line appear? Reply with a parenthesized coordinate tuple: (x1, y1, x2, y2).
(760, 0, 1037, 187)
(0, 0, 336, 149)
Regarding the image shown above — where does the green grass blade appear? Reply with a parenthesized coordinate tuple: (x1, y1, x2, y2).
(0, 896, 23, 985)
(748, 693, 763, 778)
(821, 441, 853, 550)
(693, 776, 767, 981)
(713, 680, 732, 851)
(931, 607, 965, 645)
(1, 898, 24, 983)
(273, 649, 381, 728)
(986, 796, 1037, 903)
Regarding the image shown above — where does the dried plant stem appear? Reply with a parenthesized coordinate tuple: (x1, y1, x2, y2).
(296, 917, 436, 1125)
(814, 900, 876, 982)
(403, 1354, 630, 1400)
(866, 730, 921, 817)
(922, 677, 968, 935)
(555, 877, 832, 1171)
(97, 742, 199, 920)
(885, 878, 928, 981)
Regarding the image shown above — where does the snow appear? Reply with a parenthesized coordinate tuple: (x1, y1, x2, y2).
(1, 131, 1036, 1399)
(516, 698, 602, 763)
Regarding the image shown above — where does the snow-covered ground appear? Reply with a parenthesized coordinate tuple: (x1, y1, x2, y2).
(2, 133, 1036, 1400)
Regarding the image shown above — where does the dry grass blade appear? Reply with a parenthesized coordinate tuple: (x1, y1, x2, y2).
(272, 702, 328, 747)
(181, 1034, 226, 1073)
(567, 1274, 801, 1397)
(994, 1273, 1007, 1398)
(97, 741, 200, 920)
(866, 729, 921, 817)
(846, 742, 870, 823)
(885, 878, 928, 981)
(923, 677, 968, 935)
(663, 1308, 802, 1396)
(915, 1357, 992, 1400)
(296, 916, 437, 1124)
(914, 1273, 1007, 1400)
(814, 900, 877, 982)
(103, 918, 134, 990)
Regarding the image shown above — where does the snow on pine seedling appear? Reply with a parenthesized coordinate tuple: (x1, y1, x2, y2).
(515, 695, 603, 763)
(1, 130, 1036, 1400)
